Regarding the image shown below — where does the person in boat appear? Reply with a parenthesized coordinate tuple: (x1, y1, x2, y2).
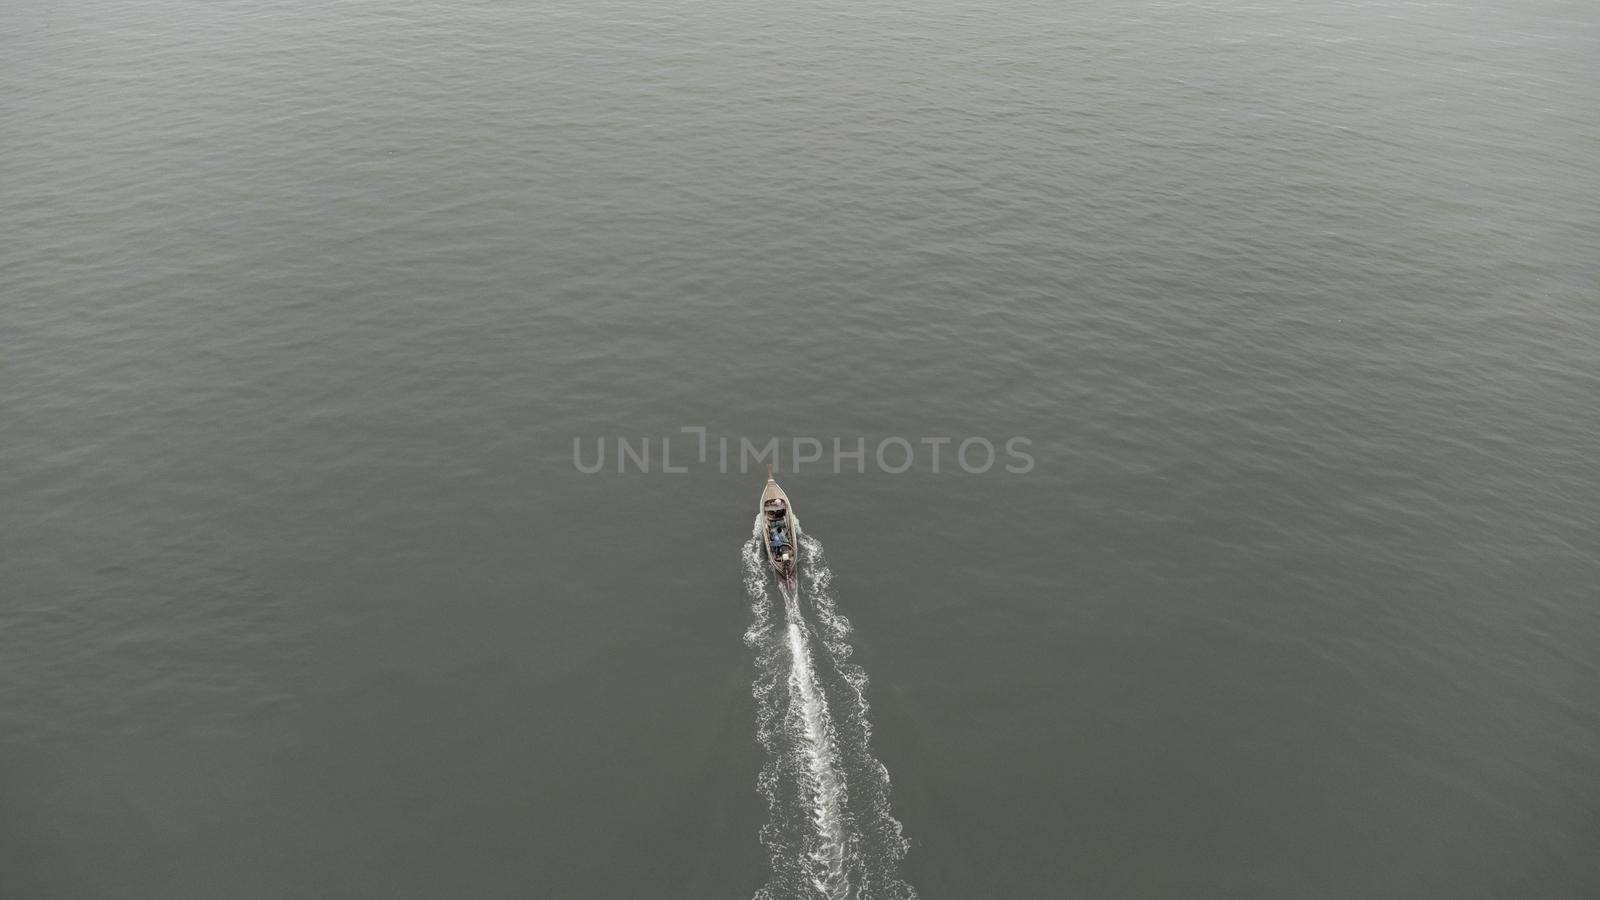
(769, 523, 790, 553)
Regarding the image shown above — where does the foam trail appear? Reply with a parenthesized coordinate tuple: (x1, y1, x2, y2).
(780, 579, 851, 899)
(744, 520, 918, 900)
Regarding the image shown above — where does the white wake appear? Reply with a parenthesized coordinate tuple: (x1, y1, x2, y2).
(744, 521, 917, 900)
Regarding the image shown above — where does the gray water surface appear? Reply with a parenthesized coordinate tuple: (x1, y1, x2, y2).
(3, 0, 1599, 897)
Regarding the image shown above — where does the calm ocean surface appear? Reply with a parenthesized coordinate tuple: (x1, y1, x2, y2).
(3, 0, 1598, 897)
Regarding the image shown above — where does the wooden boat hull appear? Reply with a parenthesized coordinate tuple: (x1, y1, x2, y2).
(759, 472, 798, 584)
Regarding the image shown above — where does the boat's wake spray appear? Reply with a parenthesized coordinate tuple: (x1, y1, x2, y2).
(744, 521, 917, 900)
